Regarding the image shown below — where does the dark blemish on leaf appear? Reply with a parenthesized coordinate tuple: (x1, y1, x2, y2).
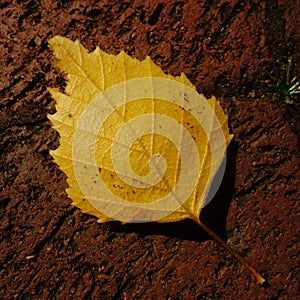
(68, 113, 72, 118)
(132, 190, 136, 194)
(184, 93, 189, 102)
(98, 167, 102, 172)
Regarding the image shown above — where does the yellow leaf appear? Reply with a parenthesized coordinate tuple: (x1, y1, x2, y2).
(48, 36, 265, 284)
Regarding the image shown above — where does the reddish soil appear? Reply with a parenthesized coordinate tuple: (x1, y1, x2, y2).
(1, 0, 299, 299)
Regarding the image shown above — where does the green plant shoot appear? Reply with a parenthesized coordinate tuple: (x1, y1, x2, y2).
(264, 57, 300, 104)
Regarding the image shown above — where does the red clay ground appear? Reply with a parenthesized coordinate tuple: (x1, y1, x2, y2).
(1, 0, 299, 299)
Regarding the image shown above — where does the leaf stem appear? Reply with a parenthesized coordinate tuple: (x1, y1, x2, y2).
(193, 217, 266, 285)
(286, 57, 293, 85)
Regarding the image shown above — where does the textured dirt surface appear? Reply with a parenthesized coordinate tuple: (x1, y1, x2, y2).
(1, 0, 299, 299)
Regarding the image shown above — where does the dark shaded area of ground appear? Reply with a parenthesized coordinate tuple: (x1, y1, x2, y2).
(0, 0, 299, 299)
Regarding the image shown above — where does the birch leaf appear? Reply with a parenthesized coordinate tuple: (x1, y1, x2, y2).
(48, 36, 265, 284)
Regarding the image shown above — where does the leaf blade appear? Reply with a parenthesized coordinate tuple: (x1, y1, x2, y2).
(48, 36, 233, 223)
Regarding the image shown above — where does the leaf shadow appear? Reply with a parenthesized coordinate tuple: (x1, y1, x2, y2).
(108, 141, 237, 243)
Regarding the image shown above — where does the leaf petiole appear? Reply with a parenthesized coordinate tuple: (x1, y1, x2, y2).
(193, 217, 266, 285)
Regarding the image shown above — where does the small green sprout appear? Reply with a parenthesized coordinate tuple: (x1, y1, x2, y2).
(263, 57, 300, 104)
